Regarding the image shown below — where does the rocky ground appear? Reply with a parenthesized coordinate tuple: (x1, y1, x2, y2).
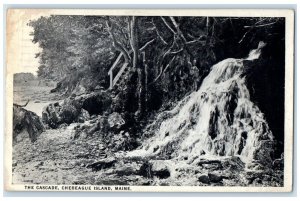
(12, 82, 284, 187)
(12, 81, 147, 185)
(12, 124, 138, 185)
(12, 124, 284, 186)
(12, 120, 284, 187)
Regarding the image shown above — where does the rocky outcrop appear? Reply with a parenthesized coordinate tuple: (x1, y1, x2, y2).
(198, 174, 210, 184)
(42, 100, 89, 129)
(139, 160, 171, 179)
(13, 105, 44, 143)
(42, 91, 112, 128)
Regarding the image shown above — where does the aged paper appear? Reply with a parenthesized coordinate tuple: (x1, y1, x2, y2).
(5, 9, 294, 192)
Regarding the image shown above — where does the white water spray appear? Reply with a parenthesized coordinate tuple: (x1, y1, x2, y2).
(128, 42, 274, 167)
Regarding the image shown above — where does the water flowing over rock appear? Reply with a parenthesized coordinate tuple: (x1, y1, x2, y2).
(128, 42, 274, 169)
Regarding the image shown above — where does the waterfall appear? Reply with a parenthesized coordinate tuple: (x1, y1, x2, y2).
(128, 42, 274, 167)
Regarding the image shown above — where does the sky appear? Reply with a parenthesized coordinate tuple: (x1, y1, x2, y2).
(7, 10, 50, 75)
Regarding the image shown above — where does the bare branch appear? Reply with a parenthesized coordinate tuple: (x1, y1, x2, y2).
(186, 36, 206, 45)
(238, 29, 252, 44)
(170, 47, 183, 54)
(105, 20, 131, 63)
(239, 18, 269, 43)
(244, 21, 278, 28)
(139, 38, 156, 51)
(169, 17, 187, 42)
(160, 17, 176, 35)
(162, 56, 176, 74)
(153, 56, 176, 82)
(151, 21, 168, 45)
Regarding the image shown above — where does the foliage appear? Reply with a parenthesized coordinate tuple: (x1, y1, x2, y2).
(29, 15, 114, 88)
(30, 16, 285, 148)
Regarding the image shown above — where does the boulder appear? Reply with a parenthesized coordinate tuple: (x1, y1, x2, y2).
(108, 112, 125, 130)
(42, 98, 90, 128)
(150, 160, 171, 179)
(208, 172, 224, 183)
(252, 140, 274, 168)
(198, 174, 210, 184)
(77, 109, 90, 123)
(197, 159, 223, 170)
(139, 160, 171, 179)
(13, 105, 44, 143)
(81, 91, 112, 115)
(114, 162, 141, 176)
(221, 156, 245, 171)
(42, 102, 61, 129)
(139, 161, 153, 178)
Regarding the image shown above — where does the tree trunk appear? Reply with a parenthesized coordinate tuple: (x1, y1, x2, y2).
(130, 16, 138, 69)
(143, 51, 148, 113)
(129, 16, 145, 117)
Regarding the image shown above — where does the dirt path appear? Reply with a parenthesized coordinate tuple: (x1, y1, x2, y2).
(12, 124, 110, 185)
(12, 81, 141, 185)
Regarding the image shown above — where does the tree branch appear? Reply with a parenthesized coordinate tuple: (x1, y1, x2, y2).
(244, 21, 278, 28)
(105, 19, 131, 63)
(153, 56, 176, 83)
(160, 17, 176, 35)
(151, 20, 168, 45)
(139, 38, 156, 51)
(170, 47, 183, 54)
(169, 17, 187, 43)
(239, 18, 270, 44)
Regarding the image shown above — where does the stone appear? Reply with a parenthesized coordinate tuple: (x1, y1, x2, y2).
(139, 160, 171, 179)
(197, 159, 223, 170)
(221, 156, 245, 171)
(252, 140, 274, 168)
(150, 160, 171, 179)
(81, 92, 112, 115)
(42, 97, 93, 128)
(86, 157, 116, 171)
(115, 163, 141, 176)
(13, 106, 44, 143)
(139, 161, 153, 178)
(77, 109, 90, 123)
(208, 173, 223, 183)
(108, 112, 125, 130)
(198, 174, 210, 184)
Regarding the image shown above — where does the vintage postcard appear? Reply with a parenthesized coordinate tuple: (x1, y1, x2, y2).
(5, 9, 294, 192)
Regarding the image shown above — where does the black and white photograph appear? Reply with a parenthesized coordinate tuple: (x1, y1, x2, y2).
(5, 9, 294, 192)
